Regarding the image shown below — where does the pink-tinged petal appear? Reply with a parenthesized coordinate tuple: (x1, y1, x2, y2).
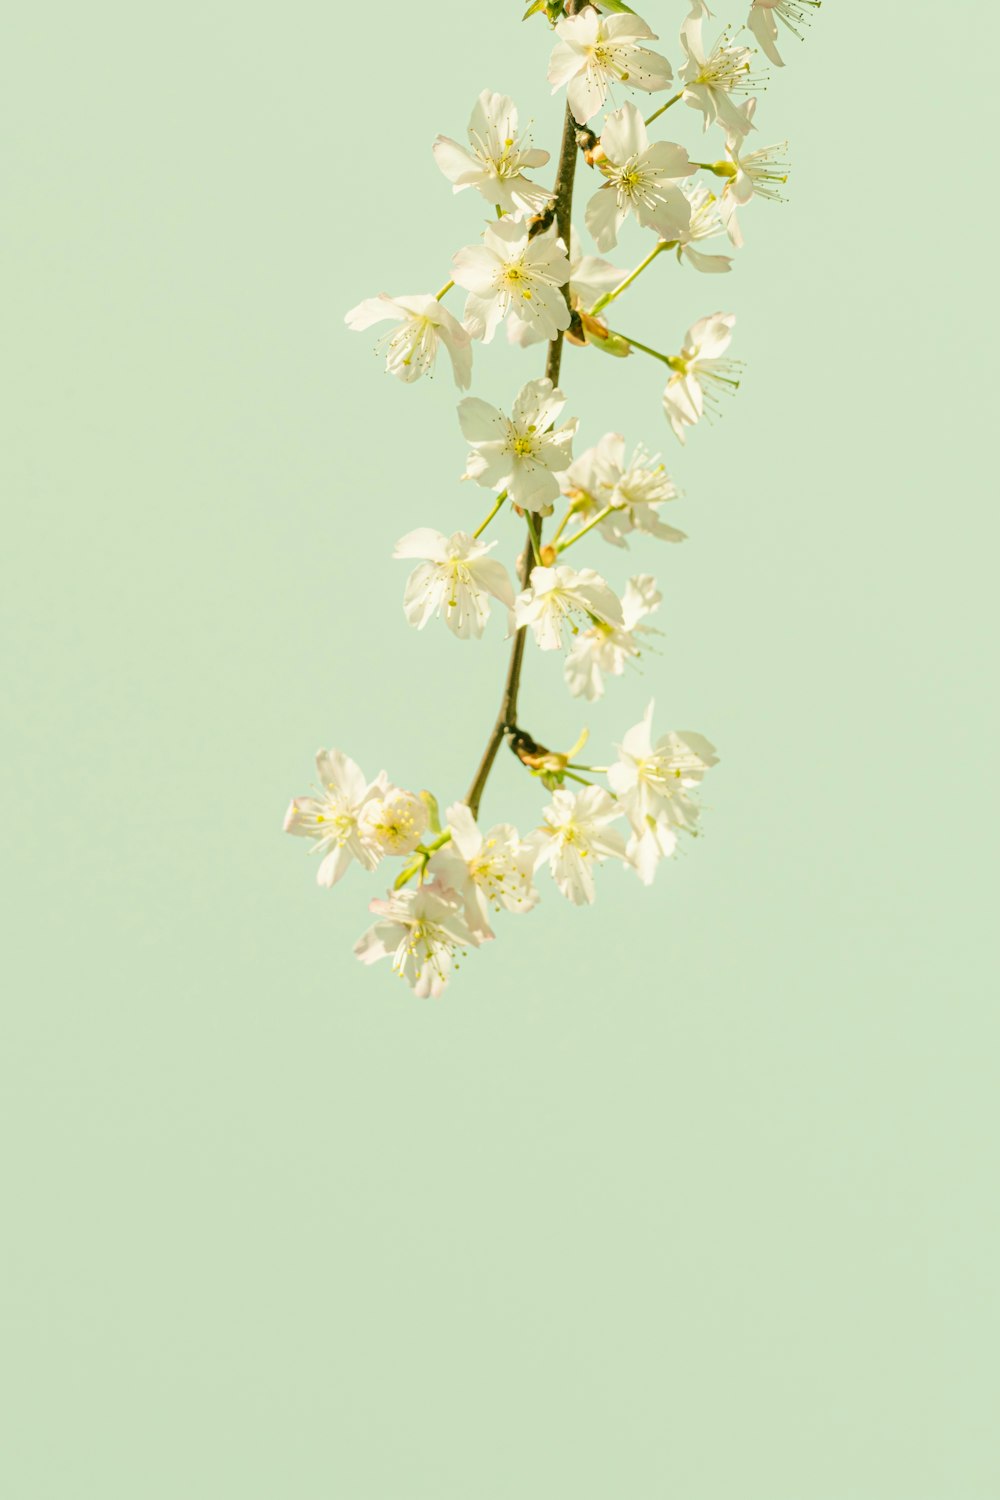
(283, 797, 316, 837)
(353, 920, 397, 966)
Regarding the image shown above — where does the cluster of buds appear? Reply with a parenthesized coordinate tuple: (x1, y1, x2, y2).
(284, 0, 818, 995)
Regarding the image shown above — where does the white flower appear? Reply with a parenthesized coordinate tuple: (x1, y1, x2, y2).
(585, 102, 693, 252)
(433, 90, 552, 217)
(458, 378, 577, 514)
(358, 788, 429, 859)
(508, 227, 623, 347)
(672, 181, 734, 273)
(344, 293, 472, 389)
(513, 564, 623, 652)
(608, 700, 718, 882)
(564, 574, 662, 700)
(452, 218, 571, 345)
(393, 528, 514, 640)
(680, 15, 761, 138)
(354, 880, 483, 998)
(529, 786, 629, 905)
(428, 803, 538, 939)
(283, 749, 388, 887)
(562, 432, 686, 548)
(747, 0, 819, 68)
(661, 311, 740, 443)
(548, 7, 673, 125)
(716, 101, 789, 249)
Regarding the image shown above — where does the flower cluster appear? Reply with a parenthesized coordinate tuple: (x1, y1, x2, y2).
(284, 0, 817, 995)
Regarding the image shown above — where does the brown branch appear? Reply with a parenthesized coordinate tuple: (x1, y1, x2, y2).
(464, 73, 584, 818)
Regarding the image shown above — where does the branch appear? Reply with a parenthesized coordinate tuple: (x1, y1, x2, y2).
(464, 75, 584, 817)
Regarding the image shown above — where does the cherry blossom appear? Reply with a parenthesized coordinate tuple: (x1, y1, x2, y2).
(661, 312, 741, 443)
(358, 789, 429, 859)
(529, 786, 629, 906)
(354, 881, 484, 997)
(428, 803, 538, 939)
(344, 293, 472, 389)
(458, 378, 577, 513)
(586, 102, 693, 252)
(679, 15, 761, 138)
(748, 0, 820, 68)
(672, 181, 734, 273)
(514, 564, 623, 651)
(393, 529, 514, 639)
(452, 218, 571, 345)
(433, 90, 551, 217)
(283, 750, 389, 887)
(561, 433, 686, 547)
(508, 228, 623, 348)
(564, 574, 662, 701)
(609, 701, 719, 882)
(548, 7, 673, 125)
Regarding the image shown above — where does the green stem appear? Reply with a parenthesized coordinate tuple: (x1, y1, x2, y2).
(557, 502, 616, 552)
(590, 241, 669, 316)
(548, 506, 576, 547)
(472, 490, 508, 540)
(645, 91, 684, 127)
(607, 329, 673, 366)
(526, 511, 544, 567)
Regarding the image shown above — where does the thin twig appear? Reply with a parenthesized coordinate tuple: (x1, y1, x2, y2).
(464, 73, 584, 817)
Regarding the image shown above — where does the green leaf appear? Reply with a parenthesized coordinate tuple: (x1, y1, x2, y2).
(598, 0, 637, 12)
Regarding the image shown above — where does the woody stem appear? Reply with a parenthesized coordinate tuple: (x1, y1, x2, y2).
(463, 85, 583, 818)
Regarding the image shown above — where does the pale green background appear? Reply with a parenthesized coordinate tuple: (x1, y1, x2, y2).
(3, 2, 998, 1496)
